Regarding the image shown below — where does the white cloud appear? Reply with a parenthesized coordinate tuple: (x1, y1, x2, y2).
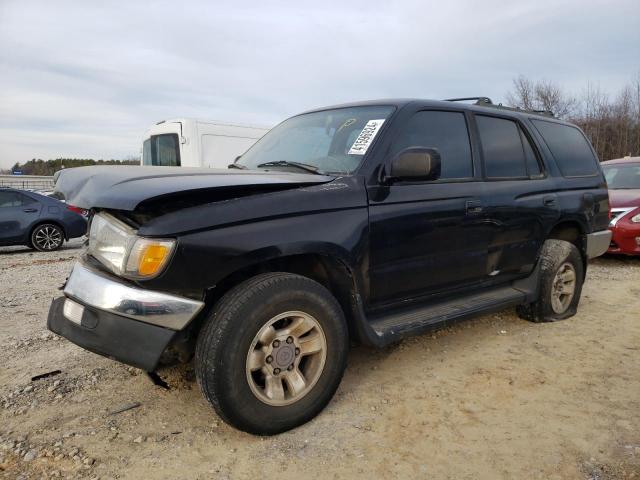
(0, 0, 638, 167)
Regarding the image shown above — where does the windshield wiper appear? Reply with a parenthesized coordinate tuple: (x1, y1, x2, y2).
(256, 160, 324, 175)
(227, 163, 248, 170)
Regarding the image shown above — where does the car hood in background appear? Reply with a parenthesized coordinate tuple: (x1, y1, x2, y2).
(54, 166, 335, 211)
(608, 188, 640, 208)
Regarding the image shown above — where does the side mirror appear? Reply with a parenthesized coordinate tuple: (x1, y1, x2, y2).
(388, 147, 441, 182)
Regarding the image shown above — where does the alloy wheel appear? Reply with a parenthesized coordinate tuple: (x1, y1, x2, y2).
(34, 225, 63, 251)
(246, 311, 327, 406)
(550, 262, 576, 314)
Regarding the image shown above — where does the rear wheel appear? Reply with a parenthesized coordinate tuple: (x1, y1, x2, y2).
(195, 272, 348, 435)
(517, 239, 584, 322)
(31, 224, 64, 251)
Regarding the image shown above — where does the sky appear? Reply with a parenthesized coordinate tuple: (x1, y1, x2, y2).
(0, 0, 639, 169)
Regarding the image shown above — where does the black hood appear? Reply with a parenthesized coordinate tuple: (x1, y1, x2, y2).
(54, 166, 334, 211)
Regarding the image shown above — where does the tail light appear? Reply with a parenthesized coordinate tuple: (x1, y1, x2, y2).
(67, 205, 88, 217)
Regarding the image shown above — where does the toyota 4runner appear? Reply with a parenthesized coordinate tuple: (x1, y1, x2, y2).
(47, 98, 612, 434)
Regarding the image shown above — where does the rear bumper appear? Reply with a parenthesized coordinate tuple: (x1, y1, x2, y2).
(585, 230, 612, 259)
(47, 260, 205, 371)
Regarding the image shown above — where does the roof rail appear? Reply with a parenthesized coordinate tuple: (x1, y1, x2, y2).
(443, 97, 493, 105)
(443, 97, 555, 118)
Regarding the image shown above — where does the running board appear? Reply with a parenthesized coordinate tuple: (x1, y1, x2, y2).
(351, 265, 540, 348)
(370, 286, 524, 339)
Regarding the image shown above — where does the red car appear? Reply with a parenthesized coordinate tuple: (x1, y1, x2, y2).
(602, 157, 640, 255)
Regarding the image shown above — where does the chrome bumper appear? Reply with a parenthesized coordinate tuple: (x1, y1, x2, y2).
(64, 261, 204, 330)
(585, 230, 612, 259)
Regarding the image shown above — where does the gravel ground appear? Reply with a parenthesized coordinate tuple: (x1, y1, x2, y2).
(0, 239, 639, 480)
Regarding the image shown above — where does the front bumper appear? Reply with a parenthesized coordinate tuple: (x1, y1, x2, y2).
(48, 297, 177, 371)
(47, 260, 205, 371)
(608, 223, 640, 256)
(63, 260, 204, 330)
(585, 230, 613, 259)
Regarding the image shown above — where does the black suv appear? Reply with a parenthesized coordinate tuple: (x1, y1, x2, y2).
(47, 98, 611, 434)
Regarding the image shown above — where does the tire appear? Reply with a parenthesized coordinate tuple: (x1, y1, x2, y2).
(517, 239, 584, 322)
(31, 223, 64, 251)
(195, 272, 349, 435)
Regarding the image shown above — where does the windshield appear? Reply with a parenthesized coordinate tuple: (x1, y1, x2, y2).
(603, 163, 640, 189)
(236, 106, 395, 174)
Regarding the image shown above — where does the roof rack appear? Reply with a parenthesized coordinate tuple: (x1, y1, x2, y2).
(443, 97, 555, 118)
(444, 97, 494, 105)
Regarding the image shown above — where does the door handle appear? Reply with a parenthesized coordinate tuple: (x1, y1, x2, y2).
(23, 208, 38, 213)
(543, 196, 556, 207)
(465, 200, 483, 215)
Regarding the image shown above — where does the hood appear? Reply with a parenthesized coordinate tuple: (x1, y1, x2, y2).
(608, 188, 640, 208)
(54, 166, 334, 211)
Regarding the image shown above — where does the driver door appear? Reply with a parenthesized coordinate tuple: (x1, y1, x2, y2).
(367, 110, 491, 305)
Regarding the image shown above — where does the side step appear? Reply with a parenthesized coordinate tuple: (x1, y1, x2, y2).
(351, 282, 537, 348)
(351, 264, 541, 348)
(369, 286, 525, 341)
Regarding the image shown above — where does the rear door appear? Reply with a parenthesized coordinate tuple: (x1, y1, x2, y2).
(0, 191, 41, 244)
(474, 114, 559, 281)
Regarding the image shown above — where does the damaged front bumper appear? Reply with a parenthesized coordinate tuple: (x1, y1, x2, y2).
(47, 260, 204, 371)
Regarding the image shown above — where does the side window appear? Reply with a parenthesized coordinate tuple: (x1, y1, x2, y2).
(521, 129, 542, 176)
(144, 134, 181, 167)
(393, 111, 473, 179)
(476, 116, 527, 178)
(19, 193, 37, 205)
(0, 192, 21, 207)
(142, 139, 151, 166)
(155, 134, 180, 167)
(531, 120, 598, 177)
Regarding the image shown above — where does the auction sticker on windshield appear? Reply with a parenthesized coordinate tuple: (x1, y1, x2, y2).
(348, 119, 385, 155)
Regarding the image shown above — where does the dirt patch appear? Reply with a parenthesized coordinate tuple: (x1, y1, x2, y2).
(1, 241, 639, 479)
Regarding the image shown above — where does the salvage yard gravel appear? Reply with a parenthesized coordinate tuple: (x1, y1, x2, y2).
(1, 239, 639, 479)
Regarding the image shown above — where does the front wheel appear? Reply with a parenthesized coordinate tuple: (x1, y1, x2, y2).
(195, 273, 348, 435)
(517, 239, 584, 322)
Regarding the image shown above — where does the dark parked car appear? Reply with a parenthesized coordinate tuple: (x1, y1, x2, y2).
(47, 98, 611, 434)
(0, 187, 87, 251)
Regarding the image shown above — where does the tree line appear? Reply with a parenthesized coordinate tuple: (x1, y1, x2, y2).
(506, 73, 640, 161)
(3, 158, 140, 176)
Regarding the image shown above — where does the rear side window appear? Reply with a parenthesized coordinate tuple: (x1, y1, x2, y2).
(19, 193, 37, 205)
(476, 116, 528, 178)
(532, 120, 598, 177)
(392, 111, 473, 179)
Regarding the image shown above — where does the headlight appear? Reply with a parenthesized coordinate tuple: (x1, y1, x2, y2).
(631, 212, 640, 223)
(88, 212, 175, 279)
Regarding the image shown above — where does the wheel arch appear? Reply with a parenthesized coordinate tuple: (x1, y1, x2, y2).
(545, 219, 589, 274)
(191, 250, 364, 345)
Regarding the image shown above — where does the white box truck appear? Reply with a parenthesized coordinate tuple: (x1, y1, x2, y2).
(142, 118, 270, 168)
